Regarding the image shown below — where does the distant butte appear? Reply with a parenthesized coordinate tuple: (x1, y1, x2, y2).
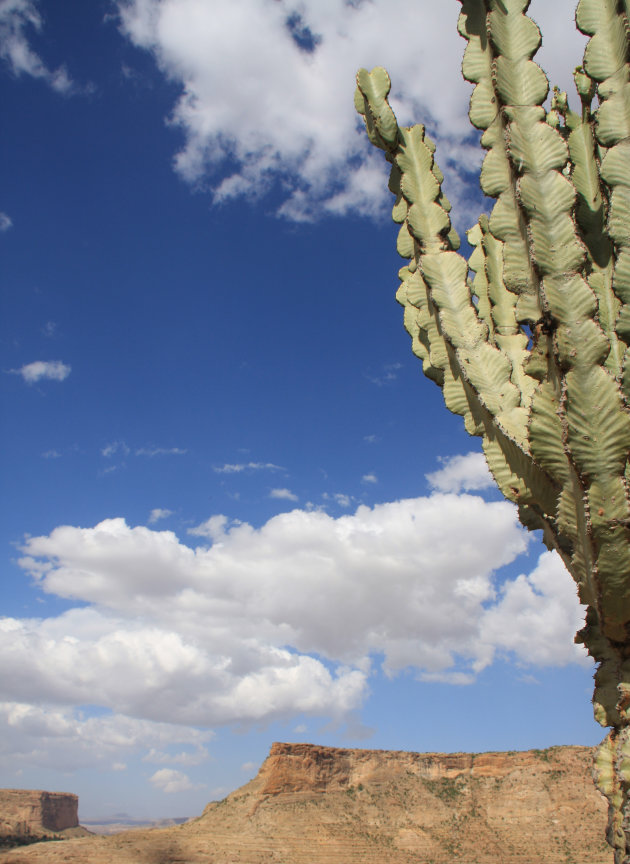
(0, 742, 612, 863)
(0, 789, 89, 849)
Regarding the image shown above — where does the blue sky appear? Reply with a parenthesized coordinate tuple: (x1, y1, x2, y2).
(0, 0, 601, 821)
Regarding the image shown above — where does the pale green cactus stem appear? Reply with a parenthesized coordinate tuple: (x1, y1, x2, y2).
(355, 1, 630, 860)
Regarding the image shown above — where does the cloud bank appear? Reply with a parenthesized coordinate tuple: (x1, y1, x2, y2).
(0, 0, 73, 92)
(2, 1, 587, 222)
(114, 0, 587, 222)
(2, 454, 589, 774)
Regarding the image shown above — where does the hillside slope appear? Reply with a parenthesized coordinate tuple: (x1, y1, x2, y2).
(0, 742, 611, 863)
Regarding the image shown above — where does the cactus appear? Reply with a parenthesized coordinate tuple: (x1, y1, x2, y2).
(355, 1, 630, 860)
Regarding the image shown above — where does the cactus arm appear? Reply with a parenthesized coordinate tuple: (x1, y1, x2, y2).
(577, 0, 630, 393)
(459, 1, 600, 582)
(459, 0, 542, 319)
(355, 66, 560, 525)
(355, 4, 630, 860)
(473, 1, 630, 646)
(357, 6, 630, 636)
(355, 69, 481, 433)
(469, 214, 538, 410)
(553, 63, 622, 380)
(566, 101, 622, 377)
(467, 221, 495, 343)
(566, 0, 630, 648)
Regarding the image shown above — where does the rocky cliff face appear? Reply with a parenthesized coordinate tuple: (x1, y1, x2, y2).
(0, 789, 84, 846)
(257, 741, 563, 793)
(0, 743, 612, 863)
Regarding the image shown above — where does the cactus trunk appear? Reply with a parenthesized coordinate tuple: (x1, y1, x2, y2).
(578, 609, 630, 860)
(355, 1, 630, 859)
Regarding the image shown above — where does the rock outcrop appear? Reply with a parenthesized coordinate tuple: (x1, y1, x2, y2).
(0, 789, 87, 848)
(0, 743, 612, 863)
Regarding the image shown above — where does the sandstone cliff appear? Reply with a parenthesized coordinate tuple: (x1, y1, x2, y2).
(0, 742, 612, 863)
(0, 789, 87, 848)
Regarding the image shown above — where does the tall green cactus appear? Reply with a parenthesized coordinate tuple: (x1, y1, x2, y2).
(355, 1, 630, 860)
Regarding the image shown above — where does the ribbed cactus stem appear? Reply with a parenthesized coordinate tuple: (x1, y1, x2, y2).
(355, 1, 630, 860)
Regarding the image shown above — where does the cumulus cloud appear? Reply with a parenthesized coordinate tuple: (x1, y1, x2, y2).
(1, 485, 590, 772)
(13, 495, 585, 693)
(114, 0, 585, 223)
(269, 488, 298, 502)
(0, 701, 213, 774)
(11, 360, 71, 383)
(426, 452, 494, 494)
(362, 473, 377, 484)
(148, 508, 173, 524)
(480, 552, 586, 667)
(322, 492, 353, 509)
(0, 0, 74, 92)
(149, 768, 204, 794)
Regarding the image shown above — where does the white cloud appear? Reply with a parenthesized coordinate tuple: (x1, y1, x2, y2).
(136, 447, 187, 457)
(426, 452, 494, 494)
(143, 746, 208, 766)
(0, 701, 213, 774)
(102, 444, 186, 459)
(11, 360, 71, 383)
(15, 497, 583, 682)
(0, 0, 74, 92)
(269, 488, 298, 502)
(0, 212, 12, 231)
(101, 441, 130, 458)
(333, 493, 351, 508)
(114, 0, 585, 224)
(187, 514, 234, 541)
(148, 508, 173, 524)
(479, 552, 586, 668)
(213, 462, 284, 474)
(362, 473, 377, 484)
(1, 490, 590, 771)
(367, 362, 403, 386)
(149, 768, 203, 794)
(322, 492, 353, 508)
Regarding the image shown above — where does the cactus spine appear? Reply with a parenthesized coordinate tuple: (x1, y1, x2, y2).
(355, 1, 630, 859)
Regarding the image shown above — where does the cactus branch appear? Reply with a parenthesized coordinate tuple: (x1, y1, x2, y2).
(356, 1, 630, 860)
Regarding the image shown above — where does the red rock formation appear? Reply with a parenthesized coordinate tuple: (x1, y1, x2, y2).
(0, 744, 613, 863)
(0, 790, 80, 841)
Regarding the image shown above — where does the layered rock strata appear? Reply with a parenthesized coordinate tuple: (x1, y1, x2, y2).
(0, 742, 612, 862)
(0, 789, 86, 848)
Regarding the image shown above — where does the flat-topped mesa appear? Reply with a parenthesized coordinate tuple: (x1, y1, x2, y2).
(256, 741, 587, 796)
(0, 743, 610, 864)
(0, 790, 79, 840)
